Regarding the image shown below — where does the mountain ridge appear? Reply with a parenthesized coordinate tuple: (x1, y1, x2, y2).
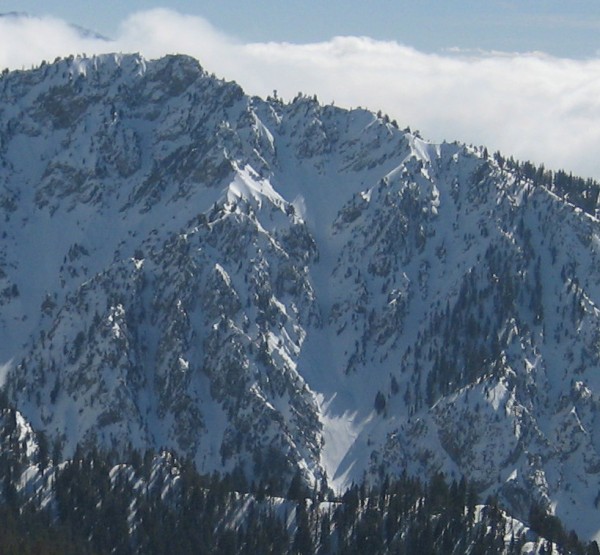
(1, 52, 599, 540)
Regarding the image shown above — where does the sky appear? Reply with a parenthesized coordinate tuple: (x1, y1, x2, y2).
(1, 2, 600, 181)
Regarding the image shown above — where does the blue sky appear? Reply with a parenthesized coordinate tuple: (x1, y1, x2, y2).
(1, 0, 599, 58)
(1, 2, 600, 181)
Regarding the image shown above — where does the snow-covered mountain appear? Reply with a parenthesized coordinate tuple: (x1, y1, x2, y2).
(1, 53, 599, 540)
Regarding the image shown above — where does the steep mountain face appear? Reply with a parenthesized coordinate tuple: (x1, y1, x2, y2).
(0, 53, 599, 539)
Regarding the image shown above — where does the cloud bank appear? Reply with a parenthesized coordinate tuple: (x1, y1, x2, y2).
(2, 9, 600, 180)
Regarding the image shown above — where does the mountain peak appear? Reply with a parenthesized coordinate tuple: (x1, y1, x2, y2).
(0, 54, 599, 541)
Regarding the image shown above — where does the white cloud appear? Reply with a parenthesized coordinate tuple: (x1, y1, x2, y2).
(2, 9, 600, 180)
(0, 14, 107, 68)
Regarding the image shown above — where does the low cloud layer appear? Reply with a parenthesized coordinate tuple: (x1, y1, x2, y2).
(2, 9, 600, 180)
